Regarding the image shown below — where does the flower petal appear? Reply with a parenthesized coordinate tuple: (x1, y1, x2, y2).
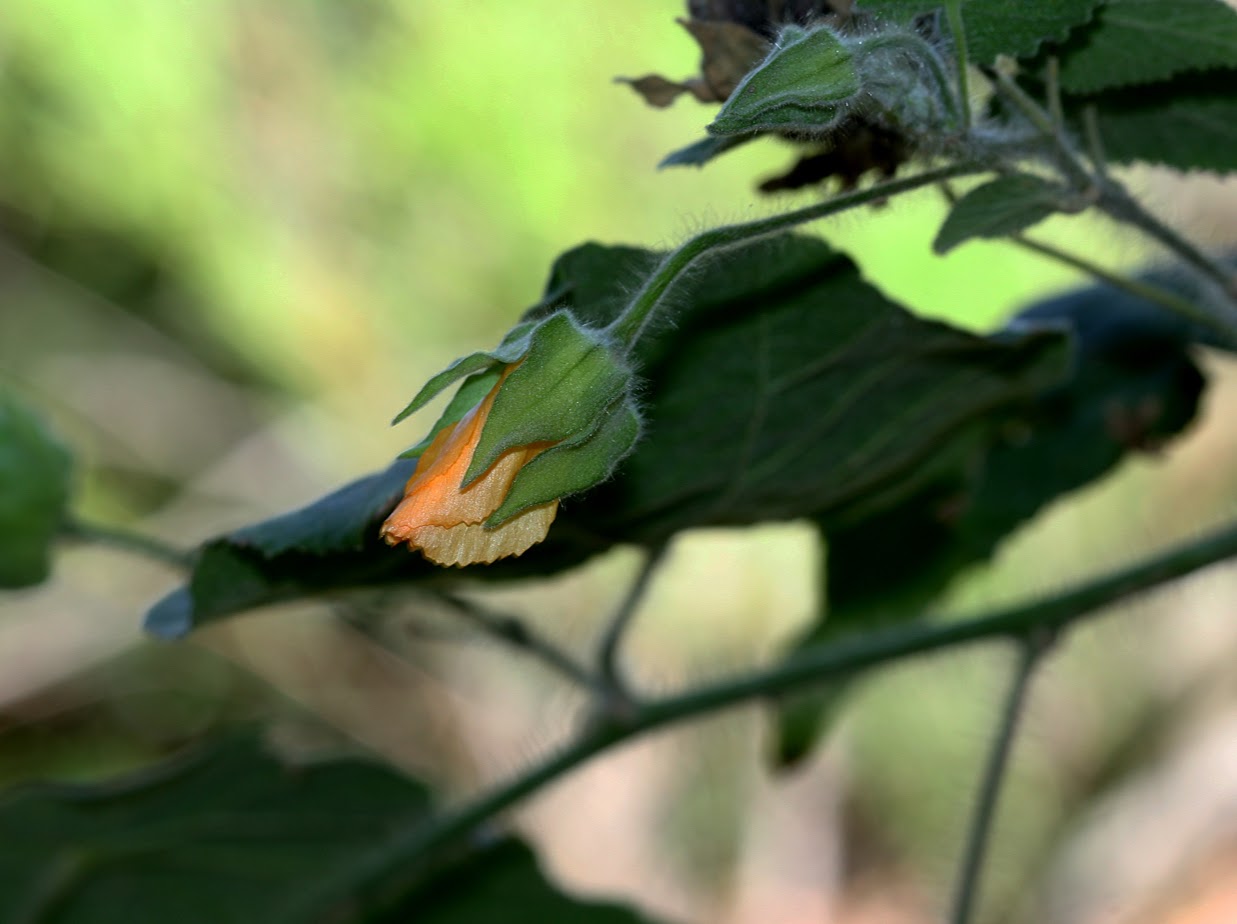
(406, 501, 559, 567)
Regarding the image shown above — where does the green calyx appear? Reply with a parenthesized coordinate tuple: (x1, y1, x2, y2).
(465, 312, 633, 485)
(392, 311, 641, 524)
(390, 320, 536, 427)
(709, 25, 860, 137)
(487, 396, 642, 527)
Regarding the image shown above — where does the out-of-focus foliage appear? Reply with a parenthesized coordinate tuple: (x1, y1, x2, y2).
(0, 392, 72, 588)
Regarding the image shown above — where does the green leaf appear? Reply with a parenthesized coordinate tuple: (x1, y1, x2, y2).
(858, 0, 1101, 63)
(390, 321, 536, 426)
(465, 312, 632, 485)
(489, 397, 642, 525)
(0, 733, 655, 924)
(0, 392, 73, 588)
(772, 271, 1212, 766)
(1078, 72, 1237, 172)
(554, 238, 1072, 544)
(0, 733, 430, 923)
(148, 236, 1071, 634)
(398, 369, 504, 460)
(1053, 0, 1237, 94)
(390, 840, 655, 924)
(709, 26, 859, 135)
(933, 175, 1066, 254)
(658, 133, 758, 169)
(144, 459, 427, 638)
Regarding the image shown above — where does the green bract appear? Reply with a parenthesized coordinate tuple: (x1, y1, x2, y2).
(392, 311, 640, 527)
(709, 25, 860, 136)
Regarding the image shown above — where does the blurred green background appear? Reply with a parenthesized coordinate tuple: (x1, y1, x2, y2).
(3, 3, 1237, 923)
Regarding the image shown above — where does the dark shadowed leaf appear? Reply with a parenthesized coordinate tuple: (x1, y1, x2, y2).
(1075, 72, 1237, 172)
(0, 733, 430, 924)
(857, 0, 1101, 63)
(550, 237, 1071, 545)
(144, 459, 424, 638)
(772, 269, 1214, 766)
(659, 133, 758, 169)
(0, 392, 73, 588)
(0, 733, 656, 924)
(383, 840, 656, 924)
(148, 235, 1070, 635)
(1051, 0, 1237, 94)
(933, 175, 1066, 254)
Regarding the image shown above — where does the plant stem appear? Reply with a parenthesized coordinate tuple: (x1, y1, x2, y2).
(296, 517, 1237, 922)
(1010, 233, 1228, 336)
(1099, 185, 1237, 304)
(949, 634, 1047, 924)
(435, 592, 604, 696)
(61, 517, 191, 569)
(993, 70, 1237, 321)
(597, 543, 668, 696)
(1081, 104, 1108, 180)
(1044, 57, 1064, 128)
(943, 1, 971, 129)
(605, 162, 986, 348)
(991, 71, 1092, 188)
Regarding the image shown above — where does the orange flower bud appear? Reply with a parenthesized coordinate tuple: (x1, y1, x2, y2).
(380, 371, 559, 567)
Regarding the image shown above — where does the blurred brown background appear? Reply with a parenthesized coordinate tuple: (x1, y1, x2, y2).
(2, 2, 1237, 922)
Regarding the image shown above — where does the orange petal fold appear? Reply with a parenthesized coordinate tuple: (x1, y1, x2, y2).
(381, 372, 557, 566)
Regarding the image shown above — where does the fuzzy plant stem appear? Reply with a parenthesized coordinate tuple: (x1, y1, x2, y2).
(994, 71, 1237, 320)
(605, 162, 985, 350)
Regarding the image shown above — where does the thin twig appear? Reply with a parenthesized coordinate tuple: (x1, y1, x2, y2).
(950, 633, 1049, 924)
(1044, 56, 1064, 129)
(944, 1, 972, 129)
(598, 543, 668, 696)
(61, 517, 192, 569)
(992, 69, 1237, 316)
(435, 592, 604, 696)
(287, 517, 1237, 922)
(606, 162, 988, 347)
(1010, 233, 1225, 334)
(1081, 104, 1109, 181)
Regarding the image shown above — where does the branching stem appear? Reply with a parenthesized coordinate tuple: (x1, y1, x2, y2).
(993, 70, 1237, 325)
(61, 518, 192, 569)
(295, 517, 1237, 921)
(605, 162, 987, 349)
(435, 592, 604, 696)
(949, 633, 1049, 924)
(597, 543, 668, 697)
(1009, 233, 1226, 335)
